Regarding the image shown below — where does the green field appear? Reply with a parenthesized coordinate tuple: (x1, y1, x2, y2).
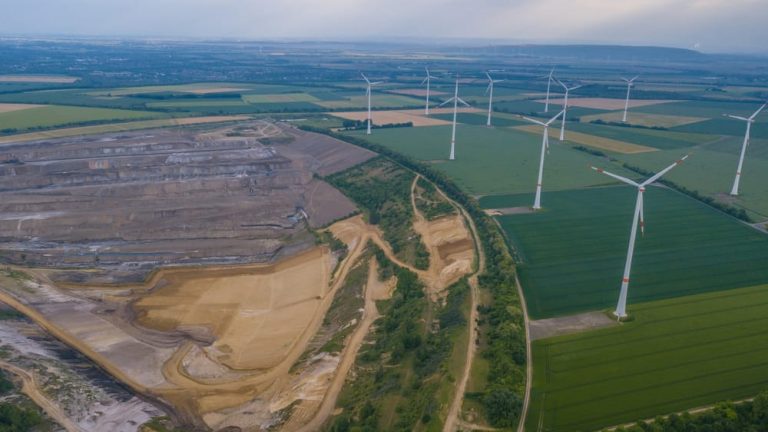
(616, 137, 768, 219)
(431, 112, 527, 127)
(482, 186, 768, 319)
(569, 122, 713, 150)
(528, 283, 768, 431)
(344, 125, 631, 196)
(0, 105, 166, 132)
(317, 94, 422, 109)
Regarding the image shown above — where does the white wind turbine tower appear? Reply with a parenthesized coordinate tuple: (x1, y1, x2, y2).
(521, 109, 565, 210)
(591, 155, 689, 318)
(724, 101, 767, 196)
(621, 75, 640, 122)
(556, 79, 582, 141)
(543, 67, 555, 113)
(485, 71, 504, 126)
(361, 73, 383, 135)
(439, 74, 470, 161)
(422, 67, 439, 116)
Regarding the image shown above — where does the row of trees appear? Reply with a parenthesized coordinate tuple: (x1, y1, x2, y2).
(301, 125, 527, 429)
(609, 392, 768, 432)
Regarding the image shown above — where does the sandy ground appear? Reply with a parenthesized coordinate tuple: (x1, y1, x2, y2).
(529, 311, 618, 341)
(0, 103, 43, 113)
(292, 260, 394, 432)
(134, 247, 332, 371)
(410, 176, 475, 300)
(580, 111, 708, 128)
(538, 97, 678, 110)
(330, 107, 481, 127)
(484, 207, 536, 216)
(0, 115, 249, 145)
(513, 124, 658, 154)
(0, 360, 82, 432)
(0, 75, 79, 83)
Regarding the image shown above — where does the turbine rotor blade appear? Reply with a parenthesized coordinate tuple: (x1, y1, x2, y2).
(439, 97, 456, 107)
(457, 97, 471, 107)
(545, 109, 565, 126)
(726, 114, 750, 122)
(591, 167, 641, 187)
(361, 73, 370, 84)
(522, 116, 547, 127)
(749, 102, 768, 120)
(640, 154, 690, 186)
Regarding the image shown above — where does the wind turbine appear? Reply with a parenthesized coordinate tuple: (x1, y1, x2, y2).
(421, 67, 439, 116)
(621, 75, 639, 122)
(439, 74, 470, 161)
(543, 67, 555, 113)
(556, 79, 582, 141)
(724, 101, 767, 196)
(361, 73, 383, 135)
(485, 71, 504, 127)
(591, 155, 689, 318)
(521, 109, 565, 210)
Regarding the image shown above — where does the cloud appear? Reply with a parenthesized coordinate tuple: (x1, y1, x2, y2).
(2, 0, 766, 52)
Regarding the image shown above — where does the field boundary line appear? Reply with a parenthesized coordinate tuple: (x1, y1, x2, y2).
(602, 396, 755, 431)
(515, 272, 533, 432)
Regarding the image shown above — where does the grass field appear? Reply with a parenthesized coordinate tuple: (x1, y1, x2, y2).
(635, 100, 768, 123)
(242, 93, 321, 103)
(0, 115, 248, 144)
(580, 111, 707, 128)
(344, 125, 633, 196)
(482, 186, 768, 319)
(0, 105, 166, 131)
(514, 124, 657, 154)
(527, 283, 768, 431)
(431, 112, 527, 127)
(316, 94, 423, 109)
(617, 137, 768, 220)
(569, 122, 713, 150)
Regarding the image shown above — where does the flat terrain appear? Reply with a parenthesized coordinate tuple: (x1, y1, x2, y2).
(344, 124, 636, 196)
(0, 115, 249, 144)
(483, 186, 768, 319)
(580, 111, 708, 128)
(0, 105, 166, 132)
(528, 283, 768, 431)
(540, 97, 677, 110)
(513, 124, 658, 154)
(0, 75, 79, 83)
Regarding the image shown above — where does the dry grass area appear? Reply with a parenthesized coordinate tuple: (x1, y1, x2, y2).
(0, 103, 43, 113)
(331, 107, 480, 127)
(513, 124, 658, 154)
(0, 115, 249, 145)
(580, 111, 708, 128)
(538, 97, 678, 110)
(0, 75, 79, 83)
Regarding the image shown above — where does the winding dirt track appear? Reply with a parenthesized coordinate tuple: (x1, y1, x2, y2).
(0, 361, 83, 432)
(437, 177, 485, 432)
(293, 260, 386, 432)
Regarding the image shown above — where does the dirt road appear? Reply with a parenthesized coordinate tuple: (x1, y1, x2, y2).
(0, 361, 83, 432)
(439, 177, 486, 432)
(293, 260, 389, 432)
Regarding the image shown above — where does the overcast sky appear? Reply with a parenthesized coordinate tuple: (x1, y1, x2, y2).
(3, 0, 766, 53)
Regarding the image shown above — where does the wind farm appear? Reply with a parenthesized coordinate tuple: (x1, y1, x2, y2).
(0, 26, 768, 432)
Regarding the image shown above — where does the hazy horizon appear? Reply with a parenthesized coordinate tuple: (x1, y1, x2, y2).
(3, 0, 766, 54)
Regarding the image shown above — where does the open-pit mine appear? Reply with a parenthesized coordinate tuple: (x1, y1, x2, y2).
(0, 120, 475, 431)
